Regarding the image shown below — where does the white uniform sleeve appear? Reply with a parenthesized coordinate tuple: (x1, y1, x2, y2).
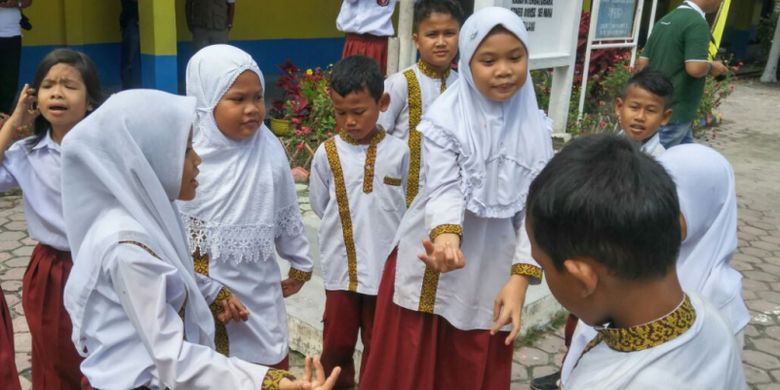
(194, 273, 224, 304)
(422, 134, 464, 234)
(308, 144, 330, 219)
(0, 144, 22, 192)
(378, 74, 407, 135)
(107, 244, 269, 389)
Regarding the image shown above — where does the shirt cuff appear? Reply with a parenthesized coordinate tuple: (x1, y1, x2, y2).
(288, 267, 312, 283)
(210, 287, 233, 311)
(262, 369, 296, 390)
(512, 263, 543, 282)
(429, 224, 463, 242)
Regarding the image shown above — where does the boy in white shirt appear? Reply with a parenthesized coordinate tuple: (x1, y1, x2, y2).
(378, 0, 462, 206)
(616, 69, 673, 157)
(309, 55, 409, 389)
(526, 134, 746, 390)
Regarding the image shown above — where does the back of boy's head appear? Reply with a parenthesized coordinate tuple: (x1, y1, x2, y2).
(622, 69, 674, 109)
(413, 0, 465, 32)
(526, 134, 681, 281)
(330, 55, 384, 101)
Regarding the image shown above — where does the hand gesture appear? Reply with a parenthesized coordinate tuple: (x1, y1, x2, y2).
(417, 233, 465, 273)
(10, 83, 38, 127)
(279, 356, 341, 390)
(281, 278, 305, 298)
(711, 61, 728, 78)
(490, 275, 531, 345)
(216, 294, 249, 324)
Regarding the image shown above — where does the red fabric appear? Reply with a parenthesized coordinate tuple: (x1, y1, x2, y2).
(270, 355, 290, 370)
(321, 290, 376, 390)
(359, 250, 513, 390)
(564, 313, 578, 347)
(342, 33, 389, 75)
(0, 290, 21, 390)
(22, 244, 88, 390)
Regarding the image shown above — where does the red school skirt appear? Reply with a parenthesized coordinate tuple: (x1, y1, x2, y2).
(0, 289, 21, 390)
(342, 33, 389, 75)
(22, 243, 89, 390)
(359, 250, 513, 390)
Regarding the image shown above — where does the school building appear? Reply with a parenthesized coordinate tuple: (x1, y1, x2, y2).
(14, 0, 777, 93)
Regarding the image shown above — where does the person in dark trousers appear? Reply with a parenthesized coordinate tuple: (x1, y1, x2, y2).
(0, 0, 32, 114)
(120, 0, 141, 89)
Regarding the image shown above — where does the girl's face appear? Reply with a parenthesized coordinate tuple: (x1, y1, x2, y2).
(178, 131, 202, 201)
(469, 30, 528, 102)
(213, 70, 265, 141)
(37, 63, 90, 134)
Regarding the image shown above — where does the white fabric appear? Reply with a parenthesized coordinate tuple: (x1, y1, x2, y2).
(336, 0, 396, 36)
(0, 8, 21, 37)
(309, 134, 409, 295)
(417, 7, 553, 219)
(0, 132, 69, 250)
(617, 130, 666, 157)
(378, 63, 459, 142)
(659, 144, 750, 333)
(680, 1, 706, 19)
(390, 7, 550, 330)
(79, 241, 267, 389)
(180, 44, 312, 364)
(564, 294, 746, 390)
(62, 89, 268, 388)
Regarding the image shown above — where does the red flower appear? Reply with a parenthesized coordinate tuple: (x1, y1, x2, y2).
(296, 142, 305, 151)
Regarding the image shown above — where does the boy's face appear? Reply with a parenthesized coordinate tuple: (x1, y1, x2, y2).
(413, 12, 460, 73)
(331, 88, 390, 143)
(213, 70, 265, 142)
(615, 85, 672, 143)
(469, 31, 528, 102)
(526, 220, 607, 326)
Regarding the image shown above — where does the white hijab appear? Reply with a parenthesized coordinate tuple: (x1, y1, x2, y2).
(178, 44, 303, 264)
(659, 144, 747, 331)
(62, 89, 215, 353)
(417, 6, 553, 218)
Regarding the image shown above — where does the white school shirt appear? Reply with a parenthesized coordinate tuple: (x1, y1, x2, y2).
(618, 130, 666, 157)
(79, 242, 268, 390)
(203, 232, 311, 365)
(391, 126, 542, 331)
(378, 63, 459, 142)
(309, 131, 409, 295)
(336, 0, 396, 37)
(565, 293, 746, 390)
(0, 134, 69, 251)
(0, 8, 21, 38)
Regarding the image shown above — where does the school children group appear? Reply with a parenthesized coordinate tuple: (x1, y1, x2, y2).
(0, 1, 750, 389)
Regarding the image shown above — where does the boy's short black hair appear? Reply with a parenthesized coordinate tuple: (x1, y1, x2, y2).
(413, 0, 465, 32)
(526, 134, 681, 281)
(329, 55, 384, 101)
(622, 69, 674, 109)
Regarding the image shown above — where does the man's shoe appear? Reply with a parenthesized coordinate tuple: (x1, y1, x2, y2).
(529, 371, 561, 390)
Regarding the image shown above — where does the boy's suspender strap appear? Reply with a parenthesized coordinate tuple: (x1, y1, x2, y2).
(324, 139, 359, 292)
(403, 69, 423, 208)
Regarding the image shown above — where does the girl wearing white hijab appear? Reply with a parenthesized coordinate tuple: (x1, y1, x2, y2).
(560, 144, 750, 386)
(61, 89, 338, 390)
(178, 45, 313, 368)
(360, 7, 553, 389)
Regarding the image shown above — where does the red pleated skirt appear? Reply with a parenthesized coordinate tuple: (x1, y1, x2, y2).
(22, 244, 88, 390)
(359, 250, 513, 390)
(342, 33, 389, 75)
(1, 289, 21, 390)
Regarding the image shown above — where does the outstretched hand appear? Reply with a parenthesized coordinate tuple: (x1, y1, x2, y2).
(490, 275, 531, 345)
(417, 234, 465, 273)
(279, 356, 341, 390)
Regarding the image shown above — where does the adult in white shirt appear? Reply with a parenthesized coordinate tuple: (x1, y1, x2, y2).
(337, 0, 397, 74)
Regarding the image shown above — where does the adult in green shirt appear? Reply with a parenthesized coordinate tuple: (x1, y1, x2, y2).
(636, 0, 728, 148)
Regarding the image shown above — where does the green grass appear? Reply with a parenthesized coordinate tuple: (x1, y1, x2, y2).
(514, 310, 568, 349)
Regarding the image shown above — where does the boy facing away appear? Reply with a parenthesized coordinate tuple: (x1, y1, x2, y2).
(309, 55, 409, 389)
(378, 0, 462, 206)
(525, 135, 746, 389)
(615, 69, 673, 157)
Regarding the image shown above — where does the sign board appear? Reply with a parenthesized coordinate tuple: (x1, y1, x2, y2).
(477, 0, 581, 70)
(596, 0, 637, 39)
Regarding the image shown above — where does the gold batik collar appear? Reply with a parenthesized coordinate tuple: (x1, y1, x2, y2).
(338, 127, 386, 146)
(588, 295, 696, 353)
(417, 59, 450, 84)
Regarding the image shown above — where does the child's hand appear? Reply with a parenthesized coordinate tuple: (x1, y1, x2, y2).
(281, 278, 305, 298)
(417, 233, 465, 273)
(216, 295, 249, 324)
(279, 356, 341, 390)
(9, 84, 37, 126)
(490, 275, 531, 345)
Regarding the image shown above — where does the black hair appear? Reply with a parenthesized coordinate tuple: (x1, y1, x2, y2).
(526, 134, 681, 281)
(329, 55, 384, 101)
(413, 0, 465, 32)
(622, 69, 674, 109)
(28, 48, 104, 147)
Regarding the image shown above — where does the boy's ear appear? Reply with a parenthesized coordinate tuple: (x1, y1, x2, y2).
(563, 257, 599, 298)
(379, 92, 391, 113)
(412, 32, 420, 50)
(614, 97, 624, 115)
(661, 107, 673, 126)
(679, 213, 687, 241)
